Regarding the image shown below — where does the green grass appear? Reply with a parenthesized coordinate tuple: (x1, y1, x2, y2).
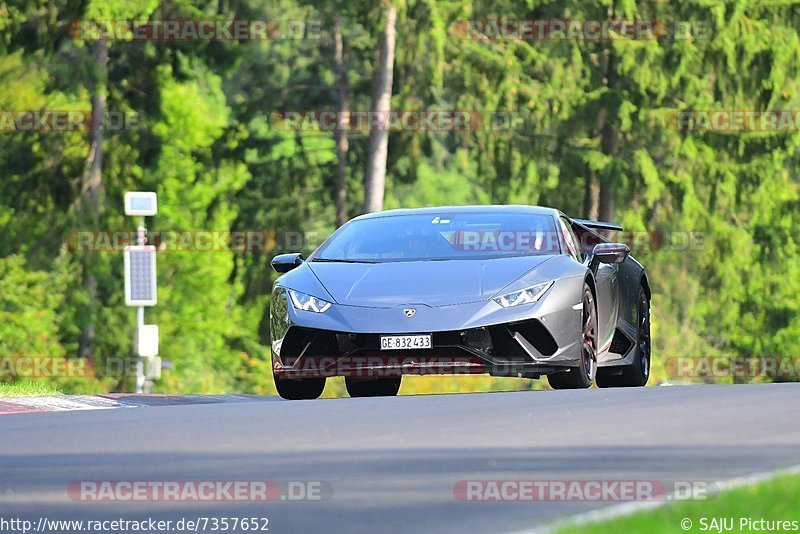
(555, 472, 800, 534)
(0, 381, 63, 397)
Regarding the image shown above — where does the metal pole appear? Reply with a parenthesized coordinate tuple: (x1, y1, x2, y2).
(135, 216, 146, 394)
(135, 307, 145, 393)
(136, 217, 146, 246)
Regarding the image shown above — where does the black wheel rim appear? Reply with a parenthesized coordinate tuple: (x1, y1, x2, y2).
(583, 291, 597, 381)
(639, 293, 651, 378)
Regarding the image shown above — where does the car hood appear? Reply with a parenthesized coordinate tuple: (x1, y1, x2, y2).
(307, 255, 556, 307)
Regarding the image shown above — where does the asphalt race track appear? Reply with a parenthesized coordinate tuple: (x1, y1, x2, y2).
(2, 383, 800, 533)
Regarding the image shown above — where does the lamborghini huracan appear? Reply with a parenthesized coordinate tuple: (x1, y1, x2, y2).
(269, 206, 651, 399)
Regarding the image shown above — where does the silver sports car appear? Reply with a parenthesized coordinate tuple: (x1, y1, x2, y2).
(269, 206, 651, 399)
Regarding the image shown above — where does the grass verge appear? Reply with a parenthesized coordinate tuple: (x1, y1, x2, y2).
(0, 381, 63, 397)
(556, 472, 800, 534)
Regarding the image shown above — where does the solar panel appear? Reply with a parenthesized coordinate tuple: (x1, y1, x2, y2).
(124, 191, 158, 216)
(124, 245, 157, 306)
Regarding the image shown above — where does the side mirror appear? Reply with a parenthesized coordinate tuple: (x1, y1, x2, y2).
(271, 253, 304, 273)
(592, 243, 630, 264)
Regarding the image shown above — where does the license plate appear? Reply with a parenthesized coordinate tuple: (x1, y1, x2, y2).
(380, 334, 432, 350)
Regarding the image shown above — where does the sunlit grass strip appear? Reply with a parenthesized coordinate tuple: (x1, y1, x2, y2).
(554, 472, 800, 534)
(0, 381, 64, 397)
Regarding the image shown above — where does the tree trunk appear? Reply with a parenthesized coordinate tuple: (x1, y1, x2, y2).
(77, 38, 108, 360)
(598, 37, 618, 224)
(81, 39, 107, 225)
(598, 177, 615, 223)
(598, 106, 618, 223)
(363, 3, 397, 214)
(333, 12, 350, 227)
(583, 172, 600, 220)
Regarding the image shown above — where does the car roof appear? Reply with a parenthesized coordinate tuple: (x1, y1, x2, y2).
(352, 205, 562, 221)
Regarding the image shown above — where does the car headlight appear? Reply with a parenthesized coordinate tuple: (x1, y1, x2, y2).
(288, 289, 333, 313)
(494, 281, 554, 308)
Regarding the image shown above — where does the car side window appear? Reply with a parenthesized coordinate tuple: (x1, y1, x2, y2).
(559, 217, 582, 263)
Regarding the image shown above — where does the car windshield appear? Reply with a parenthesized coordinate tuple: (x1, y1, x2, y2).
(313, 212, 560, 262)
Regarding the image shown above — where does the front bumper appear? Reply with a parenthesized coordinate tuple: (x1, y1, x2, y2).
(270, 284, 583, 379)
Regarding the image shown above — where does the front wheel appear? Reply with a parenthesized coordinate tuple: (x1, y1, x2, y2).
(548, 283, 596, 390)
(274, 375, 326, 400)
(345, 377, 402, 398)
(596, 286, 650, 388)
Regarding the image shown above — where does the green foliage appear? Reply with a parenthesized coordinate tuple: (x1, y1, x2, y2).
(1, 0, 798, 394)
(0, 255, 66, 358)
(0, 253, 107, 392)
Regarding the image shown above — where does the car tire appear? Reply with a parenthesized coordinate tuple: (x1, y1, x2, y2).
(345, 377, 402, 398)
(274, 375, 326, 400)
(596, 286, 650, 388)
(548, 283, 596, 390)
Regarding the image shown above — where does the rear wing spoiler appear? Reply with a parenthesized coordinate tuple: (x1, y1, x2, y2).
(572, 219, 624, 232)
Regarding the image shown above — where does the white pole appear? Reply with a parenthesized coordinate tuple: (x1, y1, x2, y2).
(136, 217, 146, 246)
(135, 307, 145, 393)
(135, 216, 146, 394)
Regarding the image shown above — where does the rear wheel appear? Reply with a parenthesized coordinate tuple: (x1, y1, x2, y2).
(274, 375, 326, 400)
(548, 283, 596, 390)
(345, 377, 402, 398)
(596, 286, 650, 388)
